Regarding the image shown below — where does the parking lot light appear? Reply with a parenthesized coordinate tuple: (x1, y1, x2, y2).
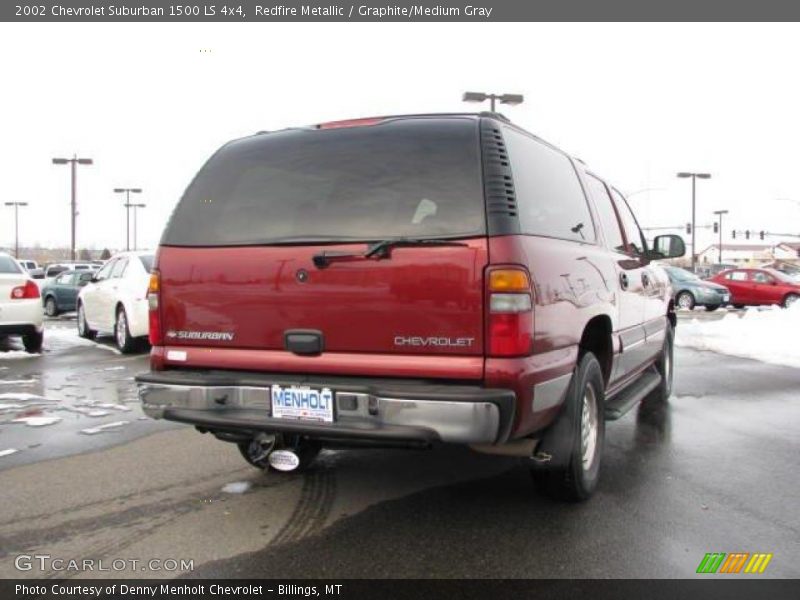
(114, 188, 143, 250)
(713, 210, 729, 264)
(462, 91, 524, 113)
(126, 202, 146, 250)
(4, 201, 28, 259)
(52, 155, 94, 261)
(677, 172, 712, 272)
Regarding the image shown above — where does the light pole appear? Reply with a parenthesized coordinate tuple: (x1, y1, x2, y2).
(114, 188, 142, 250)
(713, 210, 729, 264)
(462, 91, 524, 113)
(676, 172, 711, 272)
(126, 203, 146, 250)
(4, 201, 28, 258)
(52, 155, 93, 261)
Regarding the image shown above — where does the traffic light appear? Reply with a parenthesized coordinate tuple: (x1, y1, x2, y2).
(713, 222, 719, 233)
(732, 230, 736, 239)
(759, 230, 765, 240)
(686, 223, 692, 234)
(745, 230, 750, 240)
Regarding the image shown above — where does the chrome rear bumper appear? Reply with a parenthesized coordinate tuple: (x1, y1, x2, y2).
(137, 372, 516, 445)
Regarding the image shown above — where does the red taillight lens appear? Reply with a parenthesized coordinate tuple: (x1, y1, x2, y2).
(10, 280, 40, 300)
(147, 270, 162, 346)
(487, 268, 533, 357)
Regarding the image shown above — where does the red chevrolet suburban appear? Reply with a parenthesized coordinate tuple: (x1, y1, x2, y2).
(137, 113, 684, 501)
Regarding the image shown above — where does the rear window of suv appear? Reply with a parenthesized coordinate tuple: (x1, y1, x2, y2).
(162, 118, 485, 247)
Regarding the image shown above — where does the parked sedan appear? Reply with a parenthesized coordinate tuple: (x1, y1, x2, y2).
(664, 266, 731, 311)
(77, 251, 153, 353)
(0, 252, 43, 352)
(41, 270, 94, 316)
(710, 268, 800, 308)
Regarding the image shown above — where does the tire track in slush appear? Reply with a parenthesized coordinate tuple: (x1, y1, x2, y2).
(271, 467, 336, 546)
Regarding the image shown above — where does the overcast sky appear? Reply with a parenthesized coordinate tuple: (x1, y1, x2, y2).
(1, 22, 799, 255)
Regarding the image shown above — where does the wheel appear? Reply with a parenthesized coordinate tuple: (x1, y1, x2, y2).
(238, 434, 321, 472)
(22, 330, 44, 353)
(44, 296, 59, 317)
(783, 294, 799, 308)
(704, 304, 719, 312)
(531, 352, 605, 502)
(733, 304, 745, 309)
(77, 303, 96, 340)
(114, 307, 137, 354)
(676, 291, 695, 310)
(644, 321, 674, 404)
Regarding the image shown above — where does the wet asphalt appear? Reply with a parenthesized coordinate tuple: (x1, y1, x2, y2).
(0, 313, 798, 579)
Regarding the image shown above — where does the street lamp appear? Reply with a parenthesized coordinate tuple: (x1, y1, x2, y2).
(712, 210, 729, 264)
(676, 172, 711, 272)
(52, 155, 93, 261)
(462, 91, 524, 113)
(114, 188, 143, 250)
(126, 203, 146, 250)
(4, 201, 28, 258)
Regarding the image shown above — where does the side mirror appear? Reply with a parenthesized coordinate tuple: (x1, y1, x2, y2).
(650, 234, 686, 259)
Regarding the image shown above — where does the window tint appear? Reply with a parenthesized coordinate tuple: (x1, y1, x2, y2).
(585, 174, 624, 252)
(111, 259, 128, 279)
(162, 119, 485, 246)
(503, 127, 595, 243)
(0, 255, 22, 274)
(751, 271, 773, 283)
(727, 271, 748, 281)
(610, 189, 646, 255)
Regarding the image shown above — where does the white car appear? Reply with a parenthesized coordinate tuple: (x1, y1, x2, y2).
(77, 251, 154, 353)
(0, 252, 44, 353)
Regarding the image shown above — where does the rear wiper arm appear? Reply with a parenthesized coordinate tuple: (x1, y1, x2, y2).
(312, 238, 469, 269)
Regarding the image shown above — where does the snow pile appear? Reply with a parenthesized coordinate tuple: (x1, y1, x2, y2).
(676, 304, 800, 368)
(221, 481, 252, 494)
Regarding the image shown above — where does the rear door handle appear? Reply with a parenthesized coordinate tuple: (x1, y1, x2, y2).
(619, 272, 629, 290)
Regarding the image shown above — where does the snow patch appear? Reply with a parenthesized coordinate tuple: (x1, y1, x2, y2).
(0, 448, 19, 458)
(0, 392, 59, 403)
(221, 481, 251, 494)
(0, 351, 40, 360)
(676, 304, 800, 369)
(0, 379, 36, 385)
(12, 416, 62, 427)
(80, 420, 129, 435)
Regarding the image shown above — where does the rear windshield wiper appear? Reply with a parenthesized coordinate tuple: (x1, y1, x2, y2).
(313, 237, 469, 269)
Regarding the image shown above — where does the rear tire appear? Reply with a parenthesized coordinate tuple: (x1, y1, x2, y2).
(532, 352, 605, 502)
(783, 294, 799, 308)
(676, 291, 695, 310)
(77, 303, 96, 340)
(22, 330, 44, 353)
(115, 307, 137, 354)
(44, 296, 59, 317)
(644, 322, 674, 404)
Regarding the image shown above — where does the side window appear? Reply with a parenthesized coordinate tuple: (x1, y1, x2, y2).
(585, 174, 625, 252)
(111, 259, 128, 279)
(95, 260, 115, 281)
(751, 271, 773, 284)
(610, 189, 646, 256)
(727, 271, 748, 282)
(502, 127, 596, 243)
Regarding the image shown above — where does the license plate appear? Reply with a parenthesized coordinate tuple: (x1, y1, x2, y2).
(271, 384, 334, 423)
(723, 295, 730, 302)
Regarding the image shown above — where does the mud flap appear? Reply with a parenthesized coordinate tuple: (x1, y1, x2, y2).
(531, 372, 578, 470)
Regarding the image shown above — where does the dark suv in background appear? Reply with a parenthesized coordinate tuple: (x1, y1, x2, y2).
(137, 113, 684, 501)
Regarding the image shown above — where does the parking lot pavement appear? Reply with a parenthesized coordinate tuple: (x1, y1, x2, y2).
(1, 322, 798, 579)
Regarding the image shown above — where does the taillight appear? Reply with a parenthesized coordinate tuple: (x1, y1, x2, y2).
(147, 270, 162, 346)
(487, 268, 533, 357)
(10, 280, 40, 300)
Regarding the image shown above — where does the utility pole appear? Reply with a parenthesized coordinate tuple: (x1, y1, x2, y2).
(4, 201, 28, 258)
(52, 155, 93, 261)
(113, 188, 142, 250)
(677, 172, 712, 272)
(127, 202, 146, 250)
(713, 210, 729, 264)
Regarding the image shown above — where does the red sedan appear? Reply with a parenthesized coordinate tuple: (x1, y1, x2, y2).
(710, 268, 800, 308)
